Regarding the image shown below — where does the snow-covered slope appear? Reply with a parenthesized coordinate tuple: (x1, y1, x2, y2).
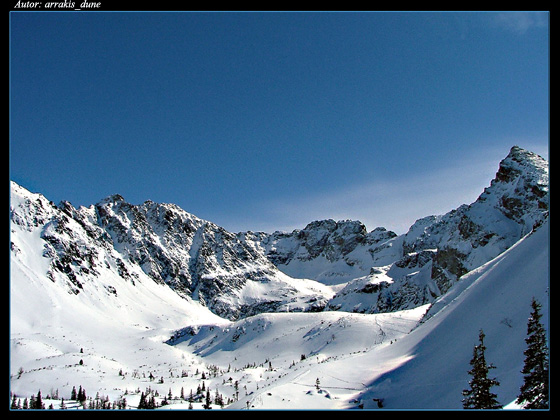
(10, 212, 229, 408)
(9, 145, 549, 410)
(358, 219, 550, 409)
(220, 219, 549, 409)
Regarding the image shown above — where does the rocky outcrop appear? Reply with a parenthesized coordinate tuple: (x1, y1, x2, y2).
(402, 146, 548, 275)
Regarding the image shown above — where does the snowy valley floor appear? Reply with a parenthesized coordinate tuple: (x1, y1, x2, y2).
(10, 222, 549, 410)
(10, 287, 429, 410)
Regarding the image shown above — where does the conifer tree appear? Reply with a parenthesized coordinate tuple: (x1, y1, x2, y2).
(31, 390, 45, 409)
(138, 392, 147, 409)
(77, 386, 83, 402)
(37, 390, 45, 409)
(204, 389, 212, 409)
(10, 394, 18, 410)
(462, 329, 502, 409)
(517, 298, 549, 409)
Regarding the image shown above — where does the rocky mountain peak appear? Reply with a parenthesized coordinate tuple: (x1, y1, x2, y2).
(327, 146, 549, 314)
(493, 145, 548, 186)
(476, 145, 548, 227)
(97, 193, 126, 206)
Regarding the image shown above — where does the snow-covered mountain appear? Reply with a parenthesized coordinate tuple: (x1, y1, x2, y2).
(10, 182, 333, 321)
(244, 146, 548, 315)
(10, 146, 548, 320)
(9, 145, 549, 410)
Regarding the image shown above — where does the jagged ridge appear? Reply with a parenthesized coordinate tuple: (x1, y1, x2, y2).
(10, 183, 333, 321)
(9, 146, 549, 320)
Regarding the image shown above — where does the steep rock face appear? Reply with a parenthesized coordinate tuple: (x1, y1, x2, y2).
(10, 183, 124, 296)
(93, 194, 262, 299)
(9, 182, 332, 320)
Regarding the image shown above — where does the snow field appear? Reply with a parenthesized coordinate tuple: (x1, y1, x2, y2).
(10, 235, 426, 410)
(10, 221, 548, 409)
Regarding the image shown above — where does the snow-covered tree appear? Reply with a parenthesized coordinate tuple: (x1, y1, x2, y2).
(517, 298, 549, 409)
(462, 329, 502, 409)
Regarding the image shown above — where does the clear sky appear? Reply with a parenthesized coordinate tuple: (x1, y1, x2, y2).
(9, 11, 549, 234)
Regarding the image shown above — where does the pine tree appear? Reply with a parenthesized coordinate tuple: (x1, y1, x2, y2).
(10, 394, 18, 410)
(462, 329, 502, 409)
(214, 388, 224, 407)
(203, 389, 212, 409)
(138, 392, 147, 409)
(34, 390, 45, 409)
(517, 298, 549, 409)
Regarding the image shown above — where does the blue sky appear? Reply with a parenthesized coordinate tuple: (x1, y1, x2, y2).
(10, 11, 549, 234)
